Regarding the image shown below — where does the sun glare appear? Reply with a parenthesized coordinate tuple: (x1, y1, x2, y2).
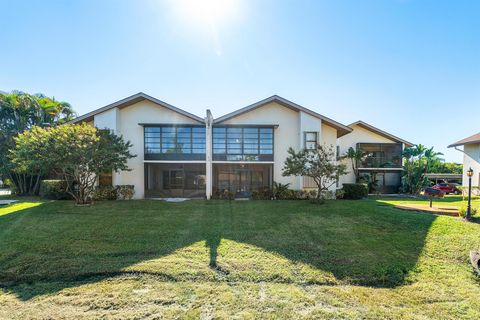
(172, 0, 242, 27)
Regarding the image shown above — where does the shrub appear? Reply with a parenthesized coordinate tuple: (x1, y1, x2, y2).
(335, 189, 345, 199)
(458, 206, 479, 219)
(275, 189, 318, 200)
(272, 182, 290, 200)
(117, 185, 135, 200)
(211, 189, 234, 200)
(342, 183, 368, 200)
(252, 188, 273, 200)
(320, 190, 336, 200)
(93, 185, 118, 201)
(40, 180, 72, 200)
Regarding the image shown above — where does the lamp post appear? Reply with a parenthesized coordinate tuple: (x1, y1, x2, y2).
(466, 167, 474, 221)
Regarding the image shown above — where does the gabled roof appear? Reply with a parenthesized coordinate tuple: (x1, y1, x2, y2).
(213, 95, 353, 137)
(448, 132, 480, 148)
(68, 92, 204, 124)
(349, 120, 414, 147)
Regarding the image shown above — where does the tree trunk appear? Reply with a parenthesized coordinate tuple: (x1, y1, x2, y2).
(33, 175, 42, 195)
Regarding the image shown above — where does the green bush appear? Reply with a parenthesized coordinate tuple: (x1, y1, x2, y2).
(252, 188, 273, 200)
(342, 183, 368, 200)
(458, 206, 479, 219)
(117, 185, 135, 200)
(40, 180, 72, 200)
(93, 186, 118, 201)
(276, 189, 317, 200)
(211, 189, 235, 200)
(272, 182, 290, 200)
(335, 189, 345, 199)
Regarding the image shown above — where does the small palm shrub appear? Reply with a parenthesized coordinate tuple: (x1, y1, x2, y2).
(272, 182, 290, 200)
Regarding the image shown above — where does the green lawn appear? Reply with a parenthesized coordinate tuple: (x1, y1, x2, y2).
(0, 196, 479, 319)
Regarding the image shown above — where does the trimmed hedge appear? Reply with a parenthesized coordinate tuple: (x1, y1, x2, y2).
(92, 186, 118, 201)
(342, 183, 368, 200)
(40, 180, 72, 200)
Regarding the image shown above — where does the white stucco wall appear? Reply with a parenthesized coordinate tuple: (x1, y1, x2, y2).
(94, 107, 120, 133)
(337, 124, 398, 187)
(463, 144, 480, 187)
(94, 100, 201, 199)
(220, 102, 302, 188)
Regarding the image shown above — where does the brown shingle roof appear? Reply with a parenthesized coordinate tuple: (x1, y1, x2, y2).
(448, 132, 480, 148)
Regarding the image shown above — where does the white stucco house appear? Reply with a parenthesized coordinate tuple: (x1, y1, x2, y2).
(448, 133, 480, 187)
(69, 93, 413, 199)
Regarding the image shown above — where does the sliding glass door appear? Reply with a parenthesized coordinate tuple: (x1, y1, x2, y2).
(145, 163, 206, 198)
(213, 164, 272, 197)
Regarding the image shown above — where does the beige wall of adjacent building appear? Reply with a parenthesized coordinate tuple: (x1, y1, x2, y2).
(463, 144, 480, 187)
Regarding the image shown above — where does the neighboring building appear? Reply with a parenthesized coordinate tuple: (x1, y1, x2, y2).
(338, 121, 413, 193)
(448, 133, 480, 187)
(70, 93, 413, 198)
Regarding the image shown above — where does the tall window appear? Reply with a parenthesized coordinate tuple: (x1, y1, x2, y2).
(304, 132, 318, 150)
(144, 126, 206, 160)
(213, 127, 274, 161)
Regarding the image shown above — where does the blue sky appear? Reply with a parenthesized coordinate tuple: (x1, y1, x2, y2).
(1, 0, 479, 162)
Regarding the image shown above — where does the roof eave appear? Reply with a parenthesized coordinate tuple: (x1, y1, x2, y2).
(214, 95, 352, 138)
(67, 92, 204, 125)
(349, 121, 414, 147)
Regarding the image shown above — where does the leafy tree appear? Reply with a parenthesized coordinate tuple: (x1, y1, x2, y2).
(343, 147, 365, 182)
(10, 123, 136, 205)
(282, 144, 347, 199)
(0, 91, 75, 195)
(429, 161, 462, 174)
(401, 145, 444, 194)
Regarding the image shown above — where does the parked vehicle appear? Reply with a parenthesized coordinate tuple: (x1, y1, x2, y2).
(432, 183, 461, 195)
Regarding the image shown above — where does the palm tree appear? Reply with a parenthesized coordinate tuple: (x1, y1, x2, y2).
(0, 91, 76, 195)
(344, 147, 365, 182)
(424, 147, 444, 174)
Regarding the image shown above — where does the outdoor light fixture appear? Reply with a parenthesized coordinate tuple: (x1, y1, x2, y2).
(466, 167, 474, 221)
(467, 167, 474, 177)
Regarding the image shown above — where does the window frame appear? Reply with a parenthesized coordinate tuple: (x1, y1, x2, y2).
(304, 131, 318, 150)
(143, 124, 206, 160)
(212, 125, 275, 161)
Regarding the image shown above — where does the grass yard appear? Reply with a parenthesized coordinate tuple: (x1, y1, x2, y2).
(0, 196, 479, 319)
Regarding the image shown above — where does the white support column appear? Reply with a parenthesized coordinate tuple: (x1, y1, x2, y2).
(205, 110, 213, 199)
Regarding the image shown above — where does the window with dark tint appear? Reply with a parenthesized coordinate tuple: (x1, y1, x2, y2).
(213, 127, 274, 161)
(144, 126, 206, 160)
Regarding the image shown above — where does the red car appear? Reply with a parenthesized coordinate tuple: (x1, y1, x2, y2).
(432, 183, 461, 195)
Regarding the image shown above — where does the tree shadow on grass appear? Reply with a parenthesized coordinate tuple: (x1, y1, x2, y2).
(0, 199, 436, 300)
